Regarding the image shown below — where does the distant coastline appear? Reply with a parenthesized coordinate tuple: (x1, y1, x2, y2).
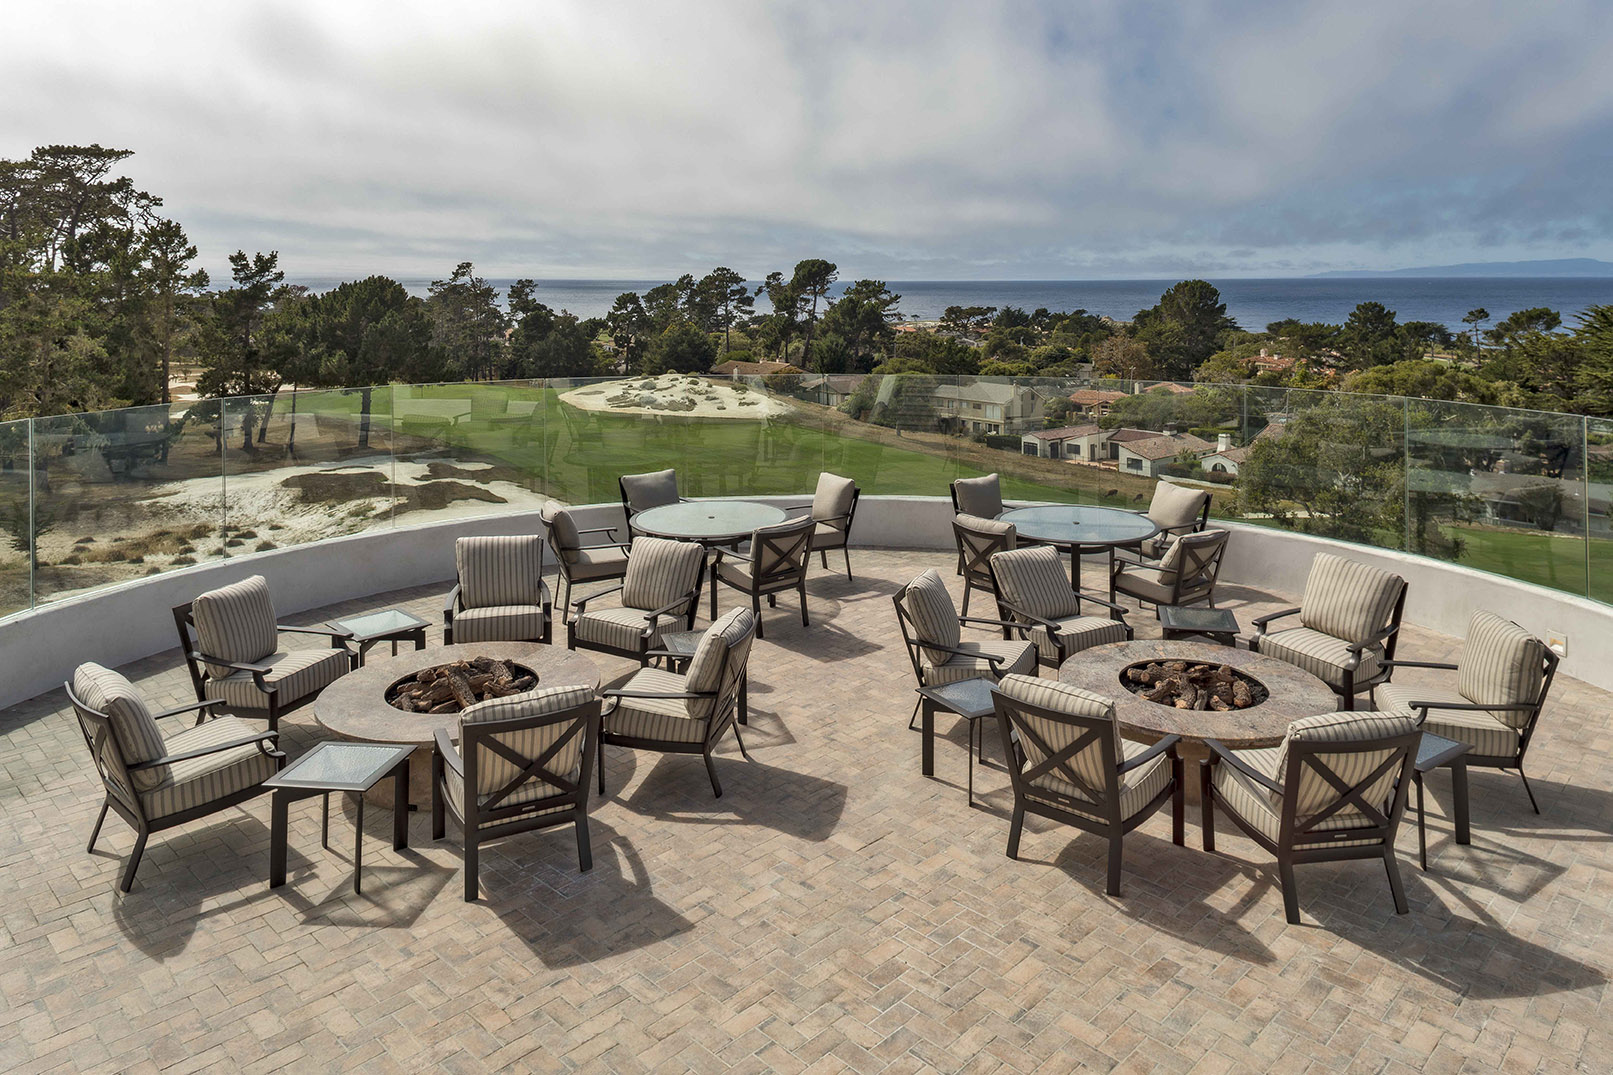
(1309, 257, 1613, 279)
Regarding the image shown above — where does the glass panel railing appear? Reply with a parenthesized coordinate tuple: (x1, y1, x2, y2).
(32, 401, 224, 604)
(390, 381, 548, 528)
(0, 419, 34, 617)
(1588, 417, 1613, 603)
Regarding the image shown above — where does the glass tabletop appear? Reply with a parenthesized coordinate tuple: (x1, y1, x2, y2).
(267, 740, 416, 792)
(1158, 605, 1239, 632)
(633, 500, 788, 540)
(1415, 731, 1469, 770)
(998, 504, 1159, 546)
(331, 607, 430, 640)
(659, 630, 705, 655)
(916, 676, 998, 718)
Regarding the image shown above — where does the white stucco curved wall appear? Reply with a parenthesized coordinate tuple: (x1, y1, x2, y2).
(2, 495, 1608, 709)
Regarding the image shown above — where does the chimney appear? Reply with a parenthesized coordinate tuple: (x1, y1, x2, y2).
(1217, 433, 1232, 453)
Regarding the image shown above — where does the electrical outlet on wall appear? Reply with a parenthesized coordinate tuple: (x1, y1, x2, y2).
(1546, 630, 1568, 657)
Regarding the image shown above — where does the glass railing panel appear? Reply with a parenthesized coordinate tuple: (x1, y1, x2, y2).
(220, 387, 396, 553)
(32, 401, 225, 603)
(1588, 417, 1613, 602)
(388, 381, 549, 525)
(0, 419, 35, 616)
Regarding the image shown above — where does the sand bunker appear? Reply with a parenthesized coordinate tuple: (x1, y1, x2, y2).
(560, 374, 790, 420)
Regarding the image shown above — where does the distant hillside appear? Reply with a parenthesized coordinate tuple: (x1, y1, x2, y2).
(1310, 258, 1613, 279)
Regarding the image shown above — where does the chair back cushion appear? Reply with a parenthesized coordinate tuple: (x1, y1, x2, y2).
(456, 535, 544, 609)
(1147, 481, 1208, 533)
(991, 545, 1082, 620)
(458, 684, 596, 800)
(1298, 553, 1404, 645)
(72, 662, 169, 791)
(952, 473, 1003, 517)
(996, 673, 1118, 804)
(541, 500, 582, 555)
(812, 473, 857, 521)
(954, 514, 1016, 580)
(752, 515, 815, 581)
(1277, 710, 1417, 821)
(898, 569, 961, 665)
(191, 575, 278, 679)
(1458, 610, 1547, 728)
(1158, 528, 1227, 586)
(621, 536, 705, 614)
(684, 607, 757, 720)
(621, 468, 680, 512)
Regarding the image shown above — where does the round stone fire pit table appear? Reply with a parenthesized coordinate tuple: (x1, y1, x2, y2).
(1058, 640, 1339, 802)
(312, 642, 601, 807)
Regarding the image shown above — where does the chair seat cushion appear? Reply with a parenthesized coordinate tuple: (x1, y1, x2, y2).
(1259, 626, 1381, 694)
(138, 716, 276, 819)
(811, 521, 848, 549)
(606, 668, 707, 743)
(1026, 738, 1172, 822)
(922, 638, 1036, 686)
(203, 648, 350, 712)
(1030, 616, 1129, 663)
(1113, 565, 1213, 607)
(1374, 683, 1520, 757)
(573, 606, 672, 653)
(452, 604, 547, 644)
(567, 546, 630, 581)
(716, 559, 756, 588)
(1211, 745, 1382, 848)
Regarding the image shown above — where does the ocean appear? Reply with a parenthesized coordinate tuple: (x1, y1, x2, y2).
(296, 276, 1613, 333)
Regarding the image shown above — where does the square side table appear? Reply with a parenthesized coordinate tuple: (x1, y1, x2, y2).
(330, 608, 430, 666)
(1159, 605, 1240, 647)
(916, 677, 998, 806)
(1412, 731, 1471, 870)
(266, 740, 415, 894)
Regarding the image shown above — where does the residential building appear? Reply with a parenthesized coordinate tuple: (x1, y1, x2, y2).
(1113, 432, 1216, 477)
(934, 380, 1044, 435)
(1069, 388, 1130, 417)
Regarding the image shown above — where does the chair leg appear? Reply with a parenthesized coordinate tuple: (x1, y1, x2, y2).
(1199, 762, 1215, 852)
(1106, 836, 1124, 898)
(1415, 773, 1427, 871)
(87, 801, 109, 853)
(704, 751, 723, 798)
(843, 546, 852, 581)
(120, 831, 148, 893)
(431, 753, 446, 841)
(960, 582, 972, 617)
(1278, 859, 1300, 924)
(575, 815, 593, 873)
(1518, 769, 1541, 813)
(820, 548, 828, 569)
(463, 839, 479, 902)
(731, 722, 750, 760)
(597, 736, 607, 795)
(1006, 807, 1024, 859)
(1171, 756, 1184, 846)
(1384, 849, 1409, 915)
(799, 583, 809, 626)
(752, 595, 764, 639)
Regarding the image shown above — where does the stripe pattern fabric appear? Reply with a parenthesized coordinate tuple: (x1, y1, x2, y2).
(1456, 610, 1546, 729)
(1373, 683, 1520, 756)
(1297, 553, 1403, 645)
(951, 473, 1003, 517)
(991, 545, 1084, 620)
(900, 569, 962, 665)
(996, 673, 1121, 806)
(1257, 627, 1382, 693)
(1279, 710, 1417, 820)
(137, 715, 276, 819)
(455, 684, 595, 802)
(607, 668, 708, 743)
(72, 663, 168, 790)
(922, 639, 1036, 685)
(203, 648, 350, 711)
(572, 606, 674, 652)
(191, 575, 279, 679)
(456, 535, 545, 609)
(1213, 744, 1383, 848)
(451, 606, 547, 644)
(1031, 616, 1130, 663)
(684, 608, 756, 720)
(620, 537, 704, 615)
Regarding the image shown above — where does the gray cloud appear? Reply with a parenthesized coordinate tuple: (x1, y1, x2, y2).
(4, 0, 1611, 279)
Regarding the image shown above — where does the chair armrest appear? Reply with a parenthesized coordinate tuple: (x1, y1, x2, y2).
(1202, 739, 1283, 794)
(1118, 734, 1181, 773)
(1345, 622, 1401, 654)
(1251, 607, 1301, 633)
(575, 525, 621, 537)
(1410, 699, 1535, 716)
(443, 584, 462, 618)
(713, 547, 754, 565)
(128, 730, 279, 770)
(1074, 591, 1130, 617)
(278, 622, 353, 641)
(1379, 659, 1459, 671)
(602, 688, 716, 700)
(782, 503, 813, 515)
(191, 650, 274, 676)
(433, 728, 464, 776)
(958, 614, 1030, 631)
(644, 588, 699, 621)
(149, 698, 225, 720)
(980, 603, 1057, 631)
(918, 641, 1012, 668)
(571, 583, 624, 613)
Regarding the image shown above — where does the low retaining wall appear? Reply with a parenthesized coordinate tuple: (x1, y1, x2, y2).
(1, 496, 1608, 710)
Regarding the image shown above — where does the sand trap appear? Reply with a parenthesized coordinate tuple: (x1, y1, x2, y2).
(561, 373, 791, 420)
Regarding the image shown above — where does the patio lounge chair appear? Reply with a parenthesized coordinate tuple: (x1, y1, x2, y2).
(69, 662, 284, 892)
(1250, 553, 1407, 710)
(443, 535, 553, 645)
(709, 514, 814, 638)
(1134, 481, 1211, 560)
(431, 684, 601, 901)
(599, 607, 756, 798)
(541, 499, 630, 622)
(992, 673, 1183, 896)
(1111, 528, 1229, 611)
(173, 575, 353, 732)
(950, 473, 1004, 518)
(568, 537, 705, 663)
(1201, 710, 1421, 924)
(1374, 610, 1559, 812)
(952, 513, 1016, 620)
(988, 544, 1132, 667)
(619, 468, 683, 537)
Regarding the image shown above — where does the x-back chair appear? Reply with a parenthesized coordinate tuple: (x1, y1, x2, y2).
(710, 513, 814, 638)
(952, 513, 1016, 622)
(1111, 528, 1229, 611)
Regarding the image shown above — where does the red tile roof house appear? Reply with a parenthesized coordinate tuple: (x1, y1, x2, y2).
(1113, 432, 1216, 477)
(1069, 388, 1131, 416)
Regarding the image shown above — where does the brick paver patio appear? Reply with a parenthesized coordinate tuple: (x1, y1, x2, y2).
(2, 549, 1609, 1072)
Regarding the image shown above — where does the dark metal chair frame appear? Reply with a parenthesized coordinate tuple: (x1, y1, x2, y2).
(952, 516, 1016, 622)
(709, 515, 814, 639)
(1249, 581, 1408, 710)
(1378, 646, 1560, 812)
(992, 687, 1184, 897)
(171, 602, 354, 732)
(788, 485, 861, 581)
(566, 559, 706, 665)
(442, 556, 555, 646)
(619, 471, 687, 538)
(1200, 728, 1420, 924)
(544, 516, 631, 625)
(431, 696, 602, 901)
(1124, 491, 1213, 563)
(1110, 529, 1229, 612)
(986, 559, 1134, 668)
(67, 682, 285, 892)
(891, 577, 1028, 729)
(598, 632, 751, 798)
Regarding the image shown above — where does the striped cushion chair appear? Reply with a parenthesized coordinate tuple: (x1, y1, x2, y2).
(431, 684, 601, 900)
(568, 537, 706, 662)
(1375, 610, 1559, 812)
(1251, 553, 1407, 709)
(893, 569, 1036, 692)
(599, 608, 756, 798)
(1111, 528, 1229, 610)
(1201, 710, 1421, 924)
(992, 674, 1183, 896)
(68, 662, 284, 892)
(173, 575, 354, 731)
(444, 535, 553, 646)
(988, 545, 1132, 667)
(541, 500, 629, 623)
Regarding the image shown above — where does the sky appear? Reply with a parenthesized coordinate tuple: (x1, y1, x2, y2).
(6, 0, 1613, 282)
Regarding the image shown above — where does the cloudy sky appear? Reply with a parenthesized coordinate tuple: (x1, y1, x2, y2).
(6, 0, 1613, 281)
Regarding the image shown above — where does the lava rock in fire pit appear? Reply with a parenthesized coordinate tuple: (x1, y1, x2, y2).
(1120, 659, 1268, 711)
(386, 657, 539, 714)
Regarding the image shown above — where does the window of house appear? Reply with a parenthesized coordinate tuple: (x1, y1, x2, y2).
(1126, 457, 1143, 471)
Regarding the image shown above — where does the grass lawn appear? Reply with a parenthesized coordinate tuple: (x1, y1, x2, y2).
(1445, 524, 1609, 598)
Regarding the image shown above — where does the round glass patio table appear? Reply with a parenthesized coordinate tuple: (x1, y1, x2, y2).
(631, 500, 788, 546)
(997, 504, 1159, 596)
